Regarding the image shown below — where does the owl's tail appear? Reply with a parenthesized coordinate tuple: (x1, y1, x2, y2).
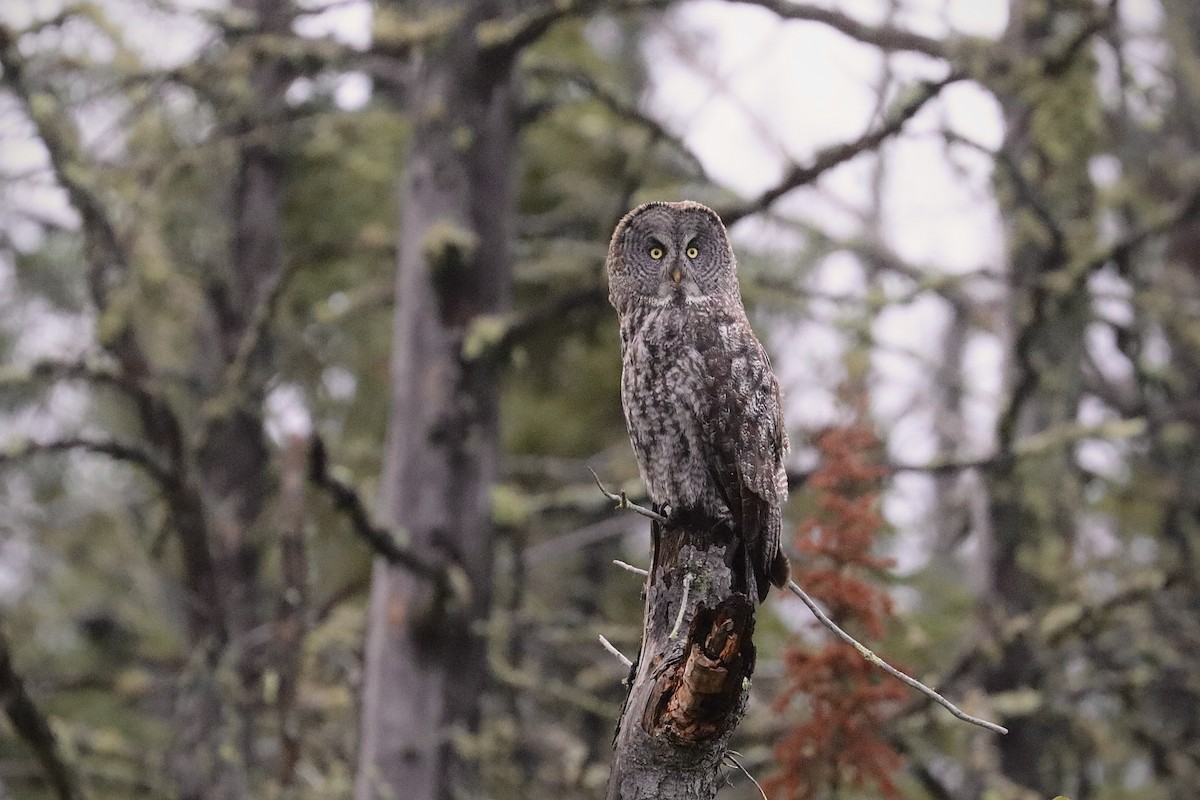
(769, 548, 791, 589)
(737, 488, 790, 603)
(751, 504, 790, 602)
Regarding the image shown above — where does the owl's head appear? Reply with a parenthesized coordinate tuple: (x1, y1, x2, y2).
(606, 200, 739, 314)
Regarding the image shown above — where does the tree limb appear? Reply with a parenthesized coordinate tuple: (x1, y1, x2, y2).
(0, 436, 173, 487)
(0, 26, 183, 450)
(0, 361, 175, 430)
(721, 74, 961, 224)
(607, 513, 757, 799)
(729, 0, 950, 58)
(0, 628, 87, 800)
(0, 23, 126, 315)
(524, 63, 712, 181)
(599, 634, 634, 668)
(0, 360, 125, 392)
(479, 0, 951, 65)
(996, 183, 1200, 450)
(928, 569, 1169, 701)
(462, 286, 608, 364)
(476, 0, 668, 63)
(306, 436, 447, 582)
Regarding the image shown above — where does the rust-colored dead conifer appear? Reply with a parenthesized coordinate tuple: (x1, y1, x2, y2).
(769, 414, 907, 799)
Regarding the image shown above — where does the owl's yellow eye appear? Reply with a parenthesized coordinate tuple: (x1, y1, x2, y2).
(686, 246, 699, 259)
(648, 246, 664, 260)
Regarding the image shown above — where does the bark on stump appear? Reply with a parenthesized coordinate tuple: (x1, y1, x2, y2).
(607, 515, 757, 800)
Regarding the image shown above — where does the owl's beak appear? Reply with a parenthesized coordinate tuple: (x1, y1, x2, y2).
(670, 268, 683, 285)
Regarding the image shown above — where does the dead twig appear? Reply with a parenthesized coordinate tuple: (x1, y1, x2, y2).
(588, 468, 667, 523)
(785, 580, 1008, 735)
(613, 559, 649, 577)
(725, 750, 769, 800)
(598, 634, 634, 668)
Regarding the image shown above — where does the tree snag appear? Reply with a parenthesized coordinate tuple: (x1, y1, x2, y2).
(607, 514, 757, 800)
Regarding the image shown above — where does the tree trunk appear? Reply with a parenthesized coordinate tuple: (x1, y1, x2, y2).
(170, 0, 291, 794)
(979, 1, 1099, 795)
(354, 5, 517, 799)
(606, 516, 757, 800)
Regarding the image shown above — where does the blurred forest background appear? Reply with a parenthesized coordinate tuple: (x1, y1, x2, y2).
(2, 0, 1200, 798)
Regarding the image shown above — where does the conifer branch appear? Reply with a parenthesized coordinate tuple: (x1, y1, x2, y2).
(0, 360, 125, 392)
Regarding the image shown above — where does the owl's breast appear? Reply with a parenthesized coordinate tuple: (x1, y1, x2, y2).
(619, 305, 723, 511)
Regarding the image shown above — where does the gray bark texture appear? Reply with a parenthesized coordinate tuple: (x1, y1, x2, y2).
(354, 4, 518, 799)
(606, 516, 757, 800)
(977, 1, 1097, 796)
(167, 0, 292, 796)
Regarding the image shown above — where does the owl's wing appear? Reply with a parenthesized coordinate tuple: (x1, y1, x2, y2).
(698, 319, 790, 602)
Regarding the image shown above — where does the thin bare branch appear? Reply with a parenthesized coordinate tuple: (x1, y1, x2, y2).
(521, 516, 632, 568)
(613, 559, 649, 577)
(785, 580, 1008, 735)
(669, 573, 693, 640)
(598, 634, 634, 668)
(588, 468, 667, 523)
(725, 751, 768, 800)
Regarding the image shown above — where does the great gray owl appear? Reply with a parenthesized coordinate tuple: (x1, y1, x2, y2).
(606, 200, 790, 602)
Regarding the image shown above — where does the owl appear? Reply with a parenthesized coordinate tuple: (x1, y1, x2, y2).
(606, 200, 790, 602)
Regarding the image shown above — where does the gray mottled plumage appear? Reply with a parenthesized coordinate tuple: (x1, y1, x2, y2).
(606, 200, 790, 602)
